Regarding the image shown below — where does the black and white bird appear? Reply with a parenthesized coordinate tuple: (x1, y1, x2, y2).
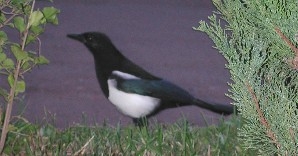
(67, 32, 235, 126)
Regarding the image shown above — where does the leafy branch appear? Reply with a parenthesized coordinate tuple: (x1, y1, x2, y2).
(195, 0, 298, 154)
(245, 82, 281, 150)
(0, 0, 59, 153)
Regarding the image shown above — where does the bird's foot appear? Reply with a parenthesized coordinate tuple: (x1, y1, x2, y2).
(133, 117, 148, 127)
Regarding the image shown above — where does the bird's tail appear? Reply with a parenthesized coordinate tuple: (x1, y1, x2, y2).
(194, 99, 236, 115)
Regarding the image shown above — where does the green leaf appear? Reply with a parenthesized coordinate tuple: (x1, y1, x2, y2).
(0, 13, 6, 23)
(8, 74, 14, 88)
(21, 61, 31, 71)
(11, 0, 27, 5)
(13, 16, 26, 33)
(7, 23, 15, 28)
(7, 74, 25, 94)
(29, 10, 45, 27)
(30, 25, 44, 35)
(35, 55, 49, 65)
(2, 59, 14, 69)
(0, 52, 6, 62)
(0, 31, 8, 40)
(0, 31, 8, 46)
(42, 7, 60, 25)
(11, 44, 28, 61)
(16, 80, 26, 93)
(25, 34, 36, 45)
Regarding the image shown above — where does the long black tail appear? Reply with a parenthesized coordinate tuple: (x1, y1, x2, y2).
(194, 99, 236, 115)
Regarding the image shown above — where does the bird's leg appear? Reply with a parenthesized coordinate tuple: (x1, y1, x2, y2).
(133, 117, 148, 127)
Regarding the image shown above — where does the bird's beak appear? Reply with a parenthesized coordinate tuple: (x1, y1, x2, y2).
(67, 34, 85, 43)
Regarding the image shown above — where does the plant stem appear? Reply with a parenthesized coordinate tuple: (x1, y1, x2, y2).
(0, 61, 21, 153)
(0, 0, 35, 153)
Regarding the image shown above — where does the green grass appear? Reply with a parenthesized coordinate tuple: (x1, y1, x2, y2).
(2, 115, 256, 155)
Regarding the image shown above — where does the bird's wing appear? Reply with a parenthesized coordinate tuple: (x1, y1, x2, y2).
(116, 79, 195, 103)
(120, 59, 161, 80)
(114, 76, 236, 115)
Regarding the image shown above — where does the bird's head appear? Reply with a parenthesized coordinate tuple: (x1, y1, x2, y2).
(67, 32, 114, 52)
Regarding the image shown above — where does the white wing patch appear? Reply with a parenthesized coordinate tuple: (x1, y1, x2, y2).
(107, 71, 160, 118)
(111, 70, 140, 79)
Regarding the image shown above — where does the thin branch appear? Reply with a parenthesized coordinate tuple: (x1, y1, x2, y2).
(245, 82, 281, 150)
(20, 63, 35, 76)
(1, 10, 16, 15)
(0, 71, 9, 75)
(274, 27, 298, 54)
(0, 0, 11, 10)
(21, 0, 35, 51)
(274, 27, 298, 69)
(36, 36, 42, 56)
(0, 13, 18, 29)
(0, 3, 21, 28)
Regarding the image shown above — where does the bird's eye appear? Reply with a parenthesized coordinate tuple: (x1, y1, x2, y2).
(86, 35, 93, 41)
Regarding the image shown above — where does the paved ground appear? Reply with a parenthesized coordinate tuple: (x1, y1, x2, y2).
(7, 0, 232, 128)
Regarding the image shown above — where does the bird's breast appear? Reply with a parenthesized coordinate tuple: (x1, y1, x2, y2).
(107, 79, 160, 118)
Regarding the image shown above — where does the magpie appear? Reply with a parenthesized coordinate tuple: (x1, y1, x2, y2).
(67, 32, 235, 126)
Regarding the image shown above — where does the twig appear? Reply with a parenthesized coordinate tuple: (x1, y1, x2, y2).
(245, 82, 281, 150)
(74, 135, 94, 156)
(1, 10, 16, 15)
(21, 0, 36, 51)
(274, 27, 298, 54)
(0, 13, 18, 29)
(37, 37, 42, 56)
(0, 2, 22, 29)
(0, 0, 11, 10)
(274, 27, 298, 70)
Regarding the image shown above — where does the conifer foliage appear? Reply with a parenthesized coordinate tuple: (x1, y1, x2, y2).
(194, 0, 298, 155)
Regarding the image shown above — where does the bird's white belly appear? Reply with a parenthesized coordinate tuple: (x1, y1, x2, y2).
(107, 79, 160, 118)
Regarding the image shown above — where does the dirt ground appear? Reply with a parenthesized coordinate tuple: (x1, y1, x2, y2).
(4, 0, 232, 128)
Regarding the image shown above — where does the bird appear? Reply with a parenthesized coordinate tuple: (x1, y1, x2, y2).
(67, 32, 236, 126)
